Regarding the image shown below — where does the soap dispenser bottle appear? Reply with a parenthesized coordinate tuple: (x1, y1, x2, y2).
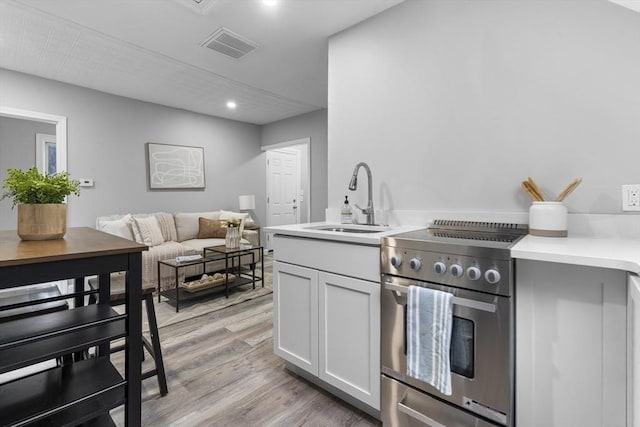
(341, 195, 353, 224)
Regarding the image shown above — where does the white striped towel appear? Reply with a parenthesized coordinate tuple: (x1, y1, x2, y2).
(406, 285, 454, 396)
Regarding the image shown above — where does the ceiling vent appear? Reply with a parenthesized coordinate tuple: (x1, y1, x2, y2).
(173, 0, 218, 15)
(201, 27, 258, 59)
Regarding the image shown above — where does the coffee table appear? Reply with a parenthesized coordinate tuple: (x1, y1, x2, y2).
(204, 244, 264, 296)
(157, 244, 263, 312)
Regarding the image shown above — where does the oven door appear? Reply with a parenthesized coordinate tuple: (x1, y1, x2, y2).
(381, 274, 513, 426)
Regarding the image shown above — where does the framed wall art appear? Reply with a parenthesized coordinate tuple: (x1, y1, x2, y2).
(146, 142, 205, 189)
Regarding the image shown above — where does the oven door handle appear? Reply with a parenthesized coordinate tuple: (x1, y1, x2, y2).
(384, 281, 496, 313)
(397, 394, 446, 427)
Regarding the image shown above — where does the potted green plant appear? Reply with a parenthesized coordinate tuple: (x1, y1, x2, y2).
(1, 167, 80, 240)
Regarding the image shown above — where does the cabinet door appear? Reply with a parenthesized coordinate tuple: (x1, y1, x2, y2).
(273, 261, 318, 375)
(318, 272, 380, 410)
(516, 260, 627, 427)
(629, 274, 640, 427)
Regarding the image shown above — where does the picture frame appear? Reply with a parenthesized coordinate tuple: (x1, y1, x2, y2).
(146, 142, 205, 189)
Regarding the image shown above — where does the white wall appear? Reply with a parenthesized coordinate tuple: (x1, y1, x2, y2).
(0, 68, 264, 229)
(328, 0, 640, 216)
(261, 109, 328, 221)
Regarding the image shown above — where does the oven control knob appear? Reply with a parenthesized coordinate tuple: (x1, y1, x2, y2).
(467, 266, 482, 281)
(450, 264, 464, 278)
(409, 258, 422, 271)
(434, 261, 447, 275)
(390, 255, 402, 268)
(485, 269, 501, 284)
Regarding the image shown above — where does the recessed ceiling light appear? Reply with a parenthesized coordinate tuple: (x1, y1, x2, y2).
(226, 101, 237, 109)
(263, 0, 278, 6)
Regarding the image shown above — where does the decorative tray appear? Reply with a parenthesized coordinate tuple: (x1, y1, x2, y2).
(180, 273, 236, 293)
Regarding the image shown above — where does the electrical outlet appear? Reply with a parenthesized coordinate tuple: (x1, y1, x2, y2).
(622, 184, 640, 211)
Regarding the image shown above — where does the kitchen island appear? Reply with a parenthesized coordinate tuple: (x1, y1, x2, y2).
(268, 217, 639, 426)
(265, 222, 423, 419)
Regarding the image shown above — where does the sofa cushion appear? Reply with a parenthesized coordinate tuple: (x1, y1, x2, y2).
(220, 210, 255, 227)
(155, 212, 178, 242)
(181, 238, 224, 253)
(180, 237, 250, 253)
(125, 213, 155, 242)
(220, 210, 252, 235)
(96, 214, 134, 240)
(197, 217, 226, 239)
(133, 216, 164, 247)
(175, 211, 220, 242)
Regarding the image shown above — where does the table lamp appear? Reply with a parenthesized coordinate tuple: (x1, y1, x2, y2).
(238, 194, 256, 211)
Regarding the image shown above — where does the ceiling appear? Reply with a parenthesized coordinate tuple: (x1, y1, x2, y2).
(0, 0, 404, 125)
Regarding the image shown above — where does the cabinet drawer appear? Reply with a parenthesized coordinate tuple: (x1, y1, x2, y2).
(273, 235, 380, 282)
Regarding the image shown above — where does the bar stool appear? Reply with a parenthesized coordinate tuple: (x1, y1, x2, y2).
(88, 276, 168, 396)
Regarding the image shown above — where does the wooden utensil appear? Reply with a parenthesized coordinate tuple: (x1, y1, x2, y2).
(527, 177, 546, 201)
(555, 177, 582, 202)
(521, 181, 545, 201)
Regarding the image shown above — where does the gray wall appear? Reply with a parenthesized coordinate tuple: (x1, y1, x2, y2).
(0, 68, 264, 229)
(328, 0, 640, 215)
(0, 116, 55, 230)
(261, 109, 328, 221)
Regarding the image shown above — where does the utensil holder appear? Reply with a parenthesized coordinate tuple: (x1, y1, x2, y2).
(529, 201, 568, 237)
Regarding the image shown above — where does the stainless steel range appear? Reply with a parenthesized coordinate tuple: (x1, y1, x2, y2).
(380, 220, 528, 427)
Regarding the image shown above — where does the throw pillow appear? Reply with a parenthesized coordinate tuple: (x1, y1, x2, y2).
(197, 217, 226, 239)
(132, 216, 164, 247)
(97, 214, 134, 240)
(155, 212, 178, 242)
(220, 210, 251, 235)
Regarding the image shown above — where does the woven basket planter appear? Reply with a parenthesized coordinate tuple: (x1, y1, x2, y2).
(17, 203, 67, 240)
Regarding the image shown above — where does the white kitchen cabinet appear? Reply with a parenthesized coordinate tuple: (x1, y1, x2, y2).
(629, 274, 640, 427)
(516, 260, 627, 427)
(271, 235, 381, 415)
(318, 272, 380, 409)
(273, 261, 318, 375)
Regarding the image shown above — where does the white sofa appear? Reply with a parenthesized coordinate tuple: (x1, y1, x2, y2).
(96, 210, 260, 292)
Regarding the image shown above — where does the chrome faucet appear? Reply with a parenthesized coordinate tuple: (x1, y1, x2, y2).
(348, 162, 375, 225)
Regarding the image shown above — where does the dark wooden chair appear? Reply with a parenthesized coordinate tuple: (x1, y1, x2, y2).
(88, 276, 168, 396)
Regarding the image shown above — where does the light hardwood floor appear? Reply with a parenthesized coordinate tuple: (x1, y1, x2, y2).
(111, 292, 381, 426)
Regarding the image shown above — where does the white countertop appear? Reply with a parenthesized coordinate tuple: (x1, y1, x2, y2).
(512, 235, 640, 275)
(264, 222, 425, 245)
(266, 216, 640, 274)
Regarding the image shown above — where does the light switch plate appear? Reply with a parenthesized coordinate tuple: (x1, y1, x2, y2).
(79, 178, 94, 187)
(622, 184, 640, 211)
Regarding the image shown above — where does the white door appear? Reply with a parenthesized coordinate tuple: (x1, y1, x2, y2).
(266, 149, 300, 249)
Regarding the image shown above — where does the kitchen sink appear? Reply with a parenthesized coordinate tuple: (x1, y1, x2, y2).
(306, 224, 390, 234)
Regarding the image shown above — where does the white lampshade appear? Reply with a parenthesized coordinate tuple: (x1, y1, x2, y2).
(238, 194, 256, 210)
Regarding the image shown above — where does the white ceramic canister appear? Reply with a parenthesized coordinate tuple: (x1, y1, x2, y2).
(528, 201, 568, 237)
